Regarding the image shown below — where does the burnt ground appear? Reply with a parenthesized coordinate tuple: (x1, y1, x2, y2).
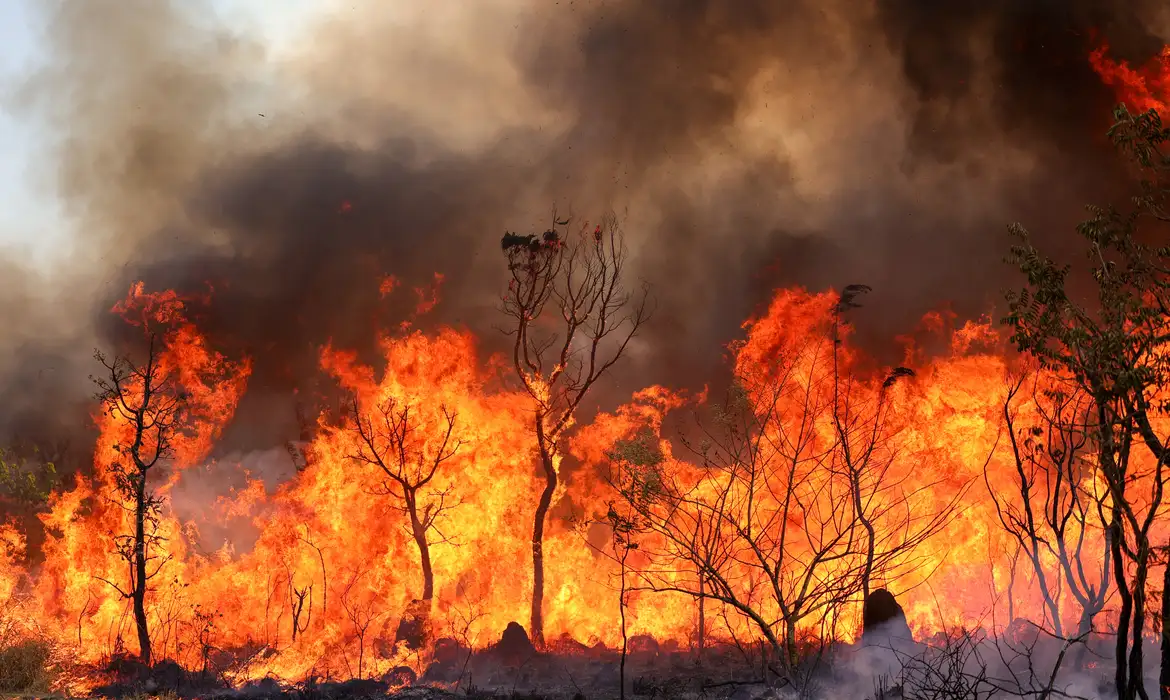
(76, 592, 913, 700)
(88, 634, 788, 700)
(76, 614, 1123, 700)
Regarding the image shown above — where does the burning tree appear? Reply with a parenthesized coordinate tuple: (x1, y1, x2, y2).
(604, 298, 961, 684)
(499, 214, 650, 646)
(991, 370, 1110, 664)
(346, 394, 464, 637)
(594, 496, 642, 700)
(1004, 104, 1170, 700)
(79, 284, 249, 667)
(91, 335, 188, 666)
(604, 364, 850, 680)
(829, 285, 956, 606)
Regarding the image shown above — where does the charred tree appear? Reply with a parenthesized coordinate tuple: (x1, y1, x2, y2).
(499, 214, 650, 646)
(347, 395, 463, 633)
(1004, 105, 1170, 700)
(91, 333, 187, 666)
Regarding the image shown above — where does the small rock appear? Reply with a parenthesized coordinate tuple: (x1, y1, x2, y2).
(240, 677, 282, 697)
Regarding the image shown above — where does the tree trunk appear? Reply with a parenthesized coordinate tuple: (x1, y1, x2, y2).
(1160, 543, 1170, 700)
(784, 617, 798, 672)
(400, 491, 434, 651)
(855, 476, 875, 603)
(1112, 518, 1135, 700)
(1130, 543, 1151, 700)
(697, 572, 705, 666)
(407, 492, 434, 603)
(1073, 607, 1093, 672)
(418, 537, 434, 603)
(530, 426, 557, 648)
(134, 477, 152, 665)
(619, 548, 628, 700)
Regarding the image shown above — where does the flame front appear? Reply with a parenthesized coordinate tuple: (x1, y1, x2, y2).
(2, 276, 1158, 693)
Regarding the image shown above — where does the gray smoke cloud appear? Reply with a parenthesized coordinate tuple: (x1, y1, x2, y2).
(2, 0, 1169, 460)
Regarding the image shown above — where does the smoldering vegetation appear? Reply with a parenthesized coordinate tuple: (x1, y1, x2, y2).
(57, 616, 1146, 700)
(0, 0, 1168, 462)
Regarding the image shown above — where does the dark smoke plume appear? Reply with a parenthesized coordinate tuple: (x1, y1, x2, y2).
(3, 0, 1169, 459)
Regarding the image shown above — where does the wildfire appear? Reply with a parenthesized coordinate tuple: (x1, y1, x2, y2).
(2, 52, 1170, 688)
(1090, 40, 1170, 117)
(2, 272, 1156, 695)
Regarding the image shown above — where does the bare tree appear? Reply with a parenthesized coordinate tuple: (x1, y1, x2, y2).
(829, 285, 958, 606)
(596, 424, 732, 665)
(615, 353, 859, 679)
(282, 557, 313, 644)
(990, 370, 1111, 667)
(499, 213, 651, 646)
(347, 395, 463, 626)
(444, 590, 486, 691)
(605, 295, 967, 685)
(91, 333, 187, 666)
(339, 567, 383, 680)
(598, 502, 640, 700)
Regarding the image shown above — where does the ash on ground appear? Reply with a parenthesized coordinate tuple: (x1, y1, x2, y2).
(87, 598, 1121, 700)
(92, 620, 788, 700)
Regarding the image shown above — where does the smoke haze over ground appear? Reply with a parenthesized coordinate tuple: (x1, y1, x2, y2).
(3, 0, 1169, 456)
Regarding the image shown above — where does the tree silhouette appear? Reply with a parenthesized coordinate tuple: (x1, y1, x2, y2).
(1004, 104, 1170, 700)
(92, 333, 186, 666)
(499, 213, 650, 646)
(346, 394, 463, 644)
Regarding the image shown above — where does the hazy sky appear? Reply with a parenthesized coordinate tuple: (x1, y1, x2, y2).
(0, 0, 321, 266)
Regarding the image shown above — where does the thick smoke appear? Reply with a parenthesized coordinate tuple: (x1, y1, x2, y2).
(3, 0, 1169, 459)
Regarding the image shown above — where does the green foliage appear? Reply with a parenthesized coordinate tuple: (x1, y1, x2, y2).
(710, 381, 751, 426)
(1002, 104, 1170, 699)
(0, 638, 53, 694)
(606, 427, 667, 515)
(608, 426, 665, 470)
(0, 448, 58, 507)
(1003, 104, 1170, 404)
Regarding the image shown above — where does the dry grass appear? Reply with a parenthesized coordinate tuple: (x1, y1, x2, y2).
(0, 638, 53, 694)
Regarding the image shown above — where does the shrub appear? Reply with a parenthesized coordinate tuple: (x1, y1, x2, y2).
(0, 638, 53, 693)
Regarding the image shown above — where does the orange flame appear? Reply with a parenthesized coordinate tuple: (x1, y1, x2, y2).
(4, 281, 1165, 691)
(1090, 40, 1170, 117)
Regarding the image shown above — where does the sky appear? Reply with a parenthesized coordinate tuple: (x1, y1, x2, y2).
(0, 0, 321, 266)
